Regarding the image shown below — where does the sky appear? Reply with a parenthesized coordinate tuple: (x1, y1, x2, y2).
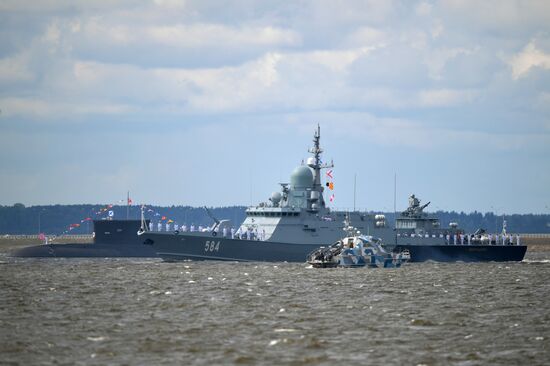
(0, 0, 549, 214)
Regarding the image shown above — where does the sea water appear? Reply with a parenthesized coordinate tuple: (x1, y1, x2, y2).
(1, 252, 549, 365)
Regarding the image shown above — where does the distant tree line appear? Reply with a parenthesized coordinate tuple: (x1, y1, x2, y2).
(0, 204, 247, 235)
(0, 204, 548, 235)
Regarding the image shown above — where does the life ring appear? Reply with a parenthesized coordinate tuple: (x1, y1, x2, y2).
(212, 231, 217, 237)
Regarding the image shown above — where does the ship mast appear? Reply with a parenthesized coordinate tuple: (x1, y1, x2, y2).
(308, 124, 333, 206)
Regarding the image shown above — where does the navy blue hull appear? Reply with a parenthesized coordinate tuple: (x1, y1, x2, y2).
(394, 244, 527, 262)
(142, 232, 322, 262)
(11, 243, 157, 258)
(11, 220, 157, 258)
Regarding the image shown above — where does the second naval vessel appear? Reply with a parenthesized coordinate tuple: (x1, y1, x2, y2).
(12, 219, 157, 258)
(140, 126, 526, 262)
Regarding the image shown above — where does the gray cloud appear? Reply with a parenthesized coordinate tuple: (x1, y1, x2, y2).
(0, 1, 549, 213)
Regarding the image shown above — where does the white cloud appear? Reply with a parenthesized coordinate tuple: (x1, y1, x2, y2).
(430, 19, 444, 39)
(344, 26, 387, 48)
(509, 41, 550, 79)
(440, 0, 550, 31)
(152, 0, 186, 9)
(43, 22, 61, 45)
(77, 19, 301, 49)
(290, 47, 375, 73)
(417, 88, 476, 107)
(415, 2, 432, 16)
(295, 112, 550, 152)
(0, 1, 549, 212)
(147, 24, 301, 48)
(424, 47, 474, 80)
(0, 97, 132, 119)
(0, 52, 34, 82)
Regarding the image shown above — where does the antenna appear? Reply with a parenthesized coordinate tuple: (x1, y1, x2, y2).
(393, 173, 396, 214)
(249, 166, 253, 206)
(353, 173, 357, 212)
(394, 173, 397, 245)
(307, 124, 333, 207)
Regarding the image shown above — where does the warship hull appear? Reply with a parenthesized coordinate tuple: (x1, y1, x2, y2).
(140, 232, 527, 262)
(144, 232, 527, 263)
(11, 243, 157, 258)
(393, 244, 527, 262)
(142, 232, 322, 262)
(11, 220, 157, 258)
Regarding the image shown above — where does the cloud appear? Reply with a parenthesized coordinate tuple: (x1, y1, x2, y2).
(417, 88, 477, 107)
(147, 24, 301, 48)
(288, 111, 550, 152)
(0, 51, 34, 82)
(508, 41, 550, 79)
(0, 97, 133, 119)
(0, 1, 549, 212)
(77, 18, 302, 49)
(439, 0, 550, 33)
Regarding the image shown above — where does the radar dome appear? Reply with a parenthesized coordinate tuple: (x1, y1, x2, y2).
(290, 166, 314, 188)
(270, 192, 282, 205)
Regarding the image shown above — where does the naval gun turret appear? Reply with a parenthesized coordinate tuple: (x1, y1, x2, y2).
(401, 194, 430, 218)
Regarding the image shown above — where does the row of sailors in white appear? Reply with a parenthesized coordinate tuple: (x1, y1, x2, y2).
(449, 233, 521, 245)
(232, 227, 267, 241)
(149, 222, 266, 240)
(151, 222, 209, 232)
(397, 232, 521, 245)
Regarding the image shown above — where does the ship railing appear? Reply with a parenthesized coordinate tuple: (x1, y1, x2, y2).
(1, 234, 92, 240)
(395, 232, 523, 246)
(328, 207, 372, 213)
(519, 233, 550, 238)
(442, 234, 523, 246)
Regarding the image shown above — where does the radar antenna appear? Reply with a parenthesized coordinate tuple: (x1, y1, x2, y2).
(308, 124, 334, 172)
(307, 124, 334, 207)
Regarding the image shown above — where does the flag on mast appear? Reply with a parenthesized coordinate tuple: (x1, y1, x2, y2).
(126, 191, 131, 220)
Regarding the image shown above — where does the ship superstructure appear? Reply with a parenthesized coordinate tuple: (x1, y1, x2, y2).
(236, 126, 390, 244)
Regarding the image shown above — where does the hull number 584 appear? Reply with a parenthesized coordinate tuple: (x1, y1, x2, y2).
(205, 240, 220, 252)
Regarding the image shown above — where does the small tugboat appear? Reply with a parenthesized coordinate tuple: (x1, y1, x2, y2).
(307, 219, 410, 268)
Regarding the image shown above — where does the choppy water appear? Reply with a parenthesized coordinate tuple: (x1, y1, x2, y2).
(1, 252, 549, 365)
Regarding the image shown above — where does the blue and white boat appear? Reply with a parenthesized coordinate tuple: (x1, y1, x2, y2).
(307, 221, 410, 268)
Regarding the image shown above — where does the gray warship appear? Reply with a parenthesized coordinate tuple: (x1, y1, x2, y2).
(386, 195, 526, 261)
(140, 126, 526, 262)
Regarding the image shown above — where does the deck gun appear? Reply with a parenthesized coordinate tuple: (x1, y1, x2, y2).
(204, 206, 220, 233)
(418, 201, 430, 212)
